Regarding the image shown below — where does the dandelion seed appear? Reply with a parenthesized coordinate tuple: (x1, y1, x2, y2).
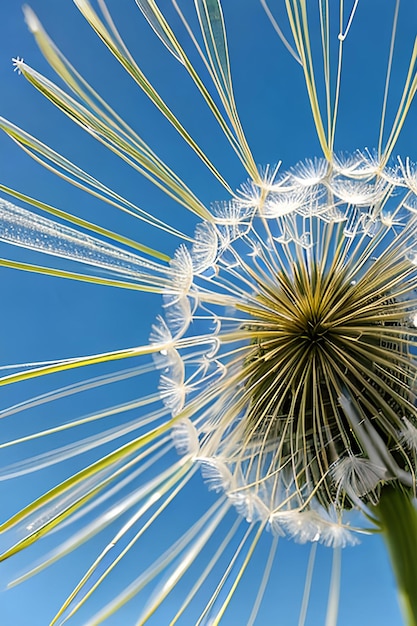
(1, 1, 417, 625)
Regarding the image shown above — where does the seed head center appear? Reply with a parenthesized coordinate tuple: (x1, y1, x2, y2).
(304, 316, 328, 345)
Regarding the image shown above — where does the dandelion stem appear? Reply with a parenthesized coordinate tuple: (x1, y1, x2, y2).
(376, 486, 417, 626)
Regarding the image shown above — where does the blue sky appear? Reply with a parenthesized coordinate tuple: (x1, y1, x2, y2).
(0, 1, 416, 624)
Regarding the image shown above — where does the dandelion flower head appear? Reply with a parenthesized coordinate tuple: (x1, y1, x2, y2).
(1, 1, 417, 624)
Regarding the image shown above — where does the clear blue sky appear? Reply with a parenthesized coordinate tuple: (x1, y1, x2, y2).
(0, 1, 416, 624)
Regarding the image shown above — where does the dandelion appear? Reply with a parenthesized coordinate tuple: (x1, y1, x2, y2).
(1, 1, 417, 625)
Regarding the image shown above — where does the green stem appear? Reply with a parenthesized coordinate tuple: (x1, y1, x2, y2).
(375, 486, 417, 626)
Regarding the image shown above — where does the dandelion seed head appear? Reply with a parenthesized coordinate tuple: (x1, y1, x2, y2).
(3, 0, 417, 622)
(290, 157, 329, 187)
(332, 454, 388, 502)
(169, 244, 194, 297)
(399, 416, 417, 452)
(149, 314, 173, 348)
(160, 155, 417, 545)
(191, 221, 218, 274)
(172, 419, 200, 457)
(261, 187, 309, 218)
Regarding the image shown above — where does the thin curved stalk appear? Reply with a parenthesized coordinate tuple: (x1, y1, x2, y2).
(376, 486, 417, 626)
